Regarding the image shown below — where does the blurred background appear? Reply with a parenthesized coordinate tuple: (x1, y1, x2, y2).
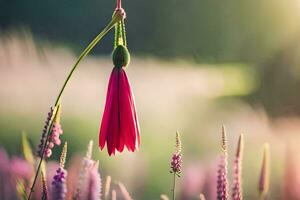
(1, 0, 300, 199)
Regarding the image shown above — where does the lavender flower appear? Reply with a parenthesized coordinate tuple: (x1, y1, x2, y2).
(232, 134, 244, 200)
(52, 167, 67, 200)
(52, 142, 68, 200)
(217, 125, 228, 200)
(37, 107, 53, 157)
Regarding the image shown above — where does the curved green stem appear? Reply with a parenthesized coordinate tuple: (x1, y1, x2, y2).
(54, 13, 121, 106)
(27, 10, 123, 200)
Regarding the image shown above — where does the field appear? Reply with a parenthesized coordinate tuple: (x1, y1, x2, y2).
(1, 33, 300, 199)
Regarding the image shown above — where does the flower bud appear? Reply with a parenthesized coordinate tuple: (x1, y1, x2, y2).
(112, 45, 130, 68)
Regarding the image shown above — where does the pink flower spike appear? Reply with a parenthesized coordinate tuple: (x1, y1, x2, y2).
(99, 67, 140, 156)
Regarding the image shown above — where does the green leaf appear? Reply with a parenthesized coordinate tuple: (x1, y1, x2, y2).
(16, 179, 27, 200)
(21, 131, 35, 166)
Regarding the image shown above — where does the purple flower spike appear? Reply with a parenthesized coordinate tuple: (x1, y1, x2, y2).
(217, 155, 228, 200)
(52, 167, 67, 200)
(37, 107, 53, 157)
(45, 105, 64, 158)
(170, 132, 182, 176)
(217, 125, 228, 200)
(171, 154, 182, 174)
(232, 134, 244, 200)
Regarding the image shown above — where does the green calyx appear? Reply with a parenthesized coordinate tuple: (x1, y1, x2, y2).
(113, 7, 129, 69)
(112, 45, 130, 68)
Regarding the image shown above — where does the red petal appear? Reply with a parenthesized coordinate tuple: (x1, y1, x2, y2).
(119, 69, 140, 152)
(99, 67, 140, 155)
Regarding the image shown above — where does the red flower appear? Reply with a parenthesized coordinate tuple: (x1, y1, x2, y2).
(99, 62, 140, 155)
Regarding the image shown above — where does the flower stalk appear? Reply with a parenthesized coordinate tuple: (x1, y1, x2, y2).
(170, 132, 182, 200)
(232, 134, 244, 200)
(217, 125, 228, 200)
(27, 6, 125, 200)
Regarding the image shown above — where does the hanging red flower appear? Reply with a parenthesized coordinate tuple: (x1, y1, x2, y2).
(99, 6, 140, 155)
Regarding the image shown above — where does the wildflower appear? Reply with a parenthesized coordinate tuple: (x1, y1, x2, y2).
(87, 161, 102, 200)
(170, 131, 182, 200)
(217, 125, 228, 200)
(73, 140, 95, 199)
(28, 1, 126, 197)
(170, 132, 182, 175)
(37, 107, 53, 157)
(52, 167, 67, 200)
(52, 142, 68, 200)
(232, 134, 244, 200)
(258, 143, 270, 200)
(99, 1, 140, 156)
(45, 104, 63, 158)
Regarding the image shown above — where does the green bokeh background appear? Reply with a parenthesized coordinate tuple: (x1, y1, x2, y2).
(1, 0, 300, 199)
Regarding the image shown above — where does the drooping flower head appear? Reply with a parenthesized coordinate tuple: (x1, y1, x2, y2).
(217, 125, 228, 200)
(99, 1, 140, 155)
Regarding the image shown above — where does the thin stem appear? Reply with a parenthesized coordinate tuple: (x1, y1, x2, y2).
(121, 20, 127, 47)
(27, 108, 59, 200)
(117, 0, 121, 9)
(27, 11, 122, 200)
(54, 17, 117, 106)
(172, 172, 176, 200)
